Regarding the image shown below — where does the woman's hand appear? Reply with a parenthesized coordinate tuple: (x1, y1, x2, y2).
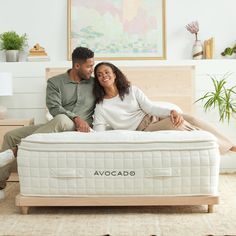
(170, 110, 184, 127)
(73, 116, 91, 132)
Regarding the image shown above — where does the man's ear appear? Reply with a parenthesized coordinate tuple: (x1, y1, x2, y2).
(75, 63, 80, 70)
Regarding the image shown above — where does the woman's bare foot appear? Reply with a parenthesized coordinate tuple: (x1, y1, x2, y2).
(230, 146, 236, 152)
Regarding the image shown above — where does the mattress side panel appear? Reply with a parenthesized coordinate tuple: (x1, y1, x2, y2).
(17, 147, 220, 197)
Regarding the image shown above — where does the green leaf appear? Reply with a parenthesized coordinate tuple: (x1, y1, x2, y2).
(0, 31, 27, 50)
(195, 72, 236, 123)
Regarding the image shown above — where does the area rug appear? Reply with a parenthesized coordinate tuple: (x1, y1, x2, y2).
(0, 174, 236, 236)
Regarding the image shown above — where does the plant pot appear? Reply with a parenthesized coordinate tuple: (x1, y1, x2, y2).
(5, 50, 19, 62)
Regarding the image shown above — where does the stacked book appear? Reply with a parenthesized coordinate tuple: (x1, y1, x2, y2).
(27, 43, 50, 61)
(27, 56, 50, 61)
(204, 37, 215, 59)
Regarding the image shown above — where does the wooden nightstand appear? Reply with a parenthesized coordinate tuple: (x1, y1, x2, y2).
(0, 118, 34, 149)
(0, 118, 34, 182)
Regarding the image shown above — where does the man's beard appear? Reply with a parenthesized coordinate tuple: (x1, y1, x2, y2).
(77, 70, 89, 80)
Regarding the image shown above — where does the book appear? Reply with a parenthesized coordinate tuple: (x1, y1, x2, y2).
(29, 52, 47, 56)
(27, 56, 50, 62)
(204, 37, 215, 59)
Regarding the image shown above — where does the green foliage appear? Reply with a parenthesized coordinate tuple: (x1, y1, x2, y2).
(0, 31, 27, 50)
(221, 44, 236, 56)
(195, 72, 236, 123)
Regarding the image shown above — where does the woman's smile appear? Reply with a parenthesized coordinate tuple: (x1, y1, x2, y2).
(96, 65, 116, 87)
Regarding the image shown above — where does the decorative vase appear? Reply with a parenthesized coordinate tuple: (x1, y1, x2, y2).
(192, 40, 203, 60)
(5, 50, 19, 62)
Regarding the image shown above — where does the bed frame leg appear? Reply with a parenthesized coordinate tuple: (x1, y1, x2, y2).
(20, 206, 29, 215)
(208, 204, 214, 213)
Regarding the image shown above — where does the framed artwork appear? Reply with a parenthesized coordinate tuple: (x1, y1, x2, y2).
(67, 0, 166, 60)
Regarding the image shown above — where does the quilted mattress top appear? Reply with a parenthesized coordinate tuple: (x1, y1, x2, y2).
(19, 130, 218, 152)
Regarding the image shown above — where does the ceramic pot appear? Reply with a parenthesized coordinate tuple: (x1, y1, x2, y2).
(5, 50, 19, 62)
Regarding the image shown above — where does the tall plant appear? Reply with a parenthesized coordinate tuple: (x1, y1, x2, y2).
(195, 72, 236, 123)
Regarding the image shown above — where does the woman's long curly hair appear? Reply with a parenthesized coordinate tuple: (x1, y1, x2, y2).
(93, 62, 131, 104)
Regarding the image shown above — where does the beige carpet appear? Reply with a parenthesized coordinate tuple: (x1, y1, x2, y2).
(0, 174, 236, 236)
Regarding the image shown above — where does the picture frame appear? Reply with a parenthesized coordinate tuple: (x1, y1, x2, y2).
(67, 0, 166, 60)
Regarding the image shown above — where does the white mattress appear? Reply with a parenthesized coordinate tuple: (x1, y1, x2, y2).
(17, 130, 220, 197)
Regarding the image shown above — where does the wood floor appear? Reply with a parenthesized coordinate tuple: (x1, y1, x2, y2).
(1, 174, 236, 236)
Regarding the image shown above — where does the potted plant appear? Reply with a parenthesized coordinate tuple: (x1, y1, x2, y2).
(195, 72, 236, 123)
(221, 43, 236, 57)
(0, 31, 27, 62)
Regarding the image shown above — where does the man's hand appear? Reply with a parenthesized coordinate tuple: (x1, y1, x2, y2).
(73, 116, 91, 132)
(170, 110, 184, 128)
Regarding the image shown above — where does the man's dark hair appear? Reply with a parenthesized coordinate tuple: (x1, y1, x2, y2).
(72, 47, 94, 66)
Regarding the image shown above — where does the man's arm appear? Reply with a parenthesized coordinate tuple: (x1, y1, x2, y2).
(46, 80, 77, 120)
(46, 79, 91, 132)
(73, 116, 90, 132)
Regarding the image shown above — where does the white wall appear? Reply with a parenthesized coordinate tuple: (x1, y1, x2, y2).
(166, 0, 236, 59)
(0, 0, 235, 60)
(0, 0, 67, 61)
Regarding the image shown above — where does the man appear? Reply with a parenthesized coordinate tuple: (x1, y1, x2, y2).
(0, 47, 95, 199)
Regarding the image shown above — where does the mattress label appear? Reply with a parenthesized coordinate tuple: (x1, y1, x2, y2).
(93, 170, 135, 177)
(49, 168, 181, 178)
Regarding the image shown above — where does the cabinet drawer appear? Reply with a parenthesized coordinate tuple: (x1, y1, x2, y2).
(0, 118, 34, 150)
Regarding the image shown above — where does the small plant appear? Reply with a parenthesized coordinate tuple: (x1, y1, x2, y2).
(195, 72, 236, 123)
(186, 21, 200, 41)
(0, 31, 27, 51)
(221, 44, 236, 56)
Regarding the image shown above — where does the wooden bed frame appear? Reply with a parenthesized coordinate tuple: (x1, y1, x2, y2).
(15, 65, 219, 214)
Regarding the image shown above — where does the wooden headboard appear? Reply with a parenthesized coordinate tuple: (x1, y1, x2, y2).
(46, 66, 195, 114)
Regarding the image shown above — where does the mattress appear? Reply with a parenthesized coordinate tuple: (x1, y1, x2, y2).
(17, 130, 220, 197)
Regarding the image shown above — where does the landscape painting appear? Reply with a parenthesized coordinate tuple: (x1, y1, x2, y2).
(68, 0, 166, 60)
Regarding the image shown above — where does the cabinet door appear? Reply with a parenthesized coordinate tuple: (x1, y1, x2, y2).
(0, 119, 34, 150)
(0, 126, 22, 148)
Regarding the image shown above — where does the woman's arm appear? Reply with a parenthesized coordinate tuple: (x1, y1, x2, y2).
(170, 110, 184, 127)
(134, 86, 184, 127)
(93, 105, 107, 131)
(134, 86, 171, 118)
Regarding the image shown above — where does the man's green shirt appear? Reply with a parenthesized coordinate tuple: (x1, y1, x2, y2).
(46, 70, 95, 126)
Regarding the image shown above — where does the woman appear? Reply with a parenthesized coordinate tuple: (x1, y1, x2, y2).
(93, 62, 236, 154)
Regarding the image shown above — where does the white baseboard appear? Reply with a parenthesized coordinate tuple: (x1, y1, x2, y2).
(220, 152, 236, 173)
